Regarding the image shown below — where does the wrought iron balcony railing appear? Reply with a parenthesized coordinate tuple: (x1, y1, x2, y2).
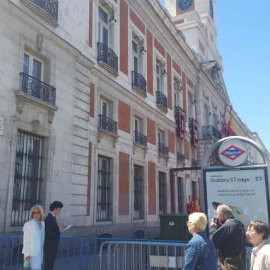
(202, 125, 221, 140)
(98, 114, 118, 136)
(156, 91, 168, 111)
(191, 158, 199, 167)
(134, 131, 147, 147)
(158, 143, 169, 157)
(29, 0, 58, 21)
(97, 42, 118, 74)
(177, 152, 185, 163)
(132, 71, 146, 96)
(20, 72, 56, 105)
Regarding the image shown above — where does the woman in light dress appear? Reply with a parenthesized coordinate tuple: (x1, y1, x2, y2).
(22, 205, 45, 270)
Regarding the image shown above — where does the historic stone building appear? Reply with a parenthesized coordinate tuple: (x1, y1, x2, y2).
(0, 0, 268, 236)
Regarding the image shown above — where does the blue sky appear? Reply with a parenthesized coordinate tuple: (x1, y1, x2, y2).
(159, 0, 270, 151)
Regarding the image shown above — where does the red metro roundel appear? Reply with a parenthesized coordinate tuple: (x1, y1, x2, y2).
(218, 139, 248, 167)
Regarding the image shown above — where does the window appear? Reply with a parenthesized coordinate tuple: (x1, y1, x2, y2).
(134, 117, 143, 134)
(98, 6, 109, 46)
(158, 130, 168, 156)
(97, 155, 112, 221)
(176, 141, 185, 163)
(188, 93, 194, 119)
(133, 165, 144, 219)
(99, 98, 117, 135)
(174, 78, 182, 107)
(156, 63, 162, 92)
(131, 34, 147, 95)
(156, 59, 167, 110)
(177, 177, 184, 213)
(97, 4, 118, 74)
(156, 58, 166, 93)
(101, 100, 109, 117)
(176, 141, 183, 154)
(158, 130, 165, 145)
(132, 40, 139, 73)
(170, 176, 175, 213)
(12, 130, 43, 226)
(23, 53, 43, 80)
(204, 104, 209, 125)
(159, 172, 167, 214)
(134, 117, 146, 147)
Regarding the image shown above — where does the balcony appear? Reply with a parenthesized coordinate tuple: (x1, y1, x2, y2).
(177, 152, 185, 164)
(156, 91, 168, 112)
(97, 42, 118, 75)
(202, 125, 221, 140)
(22, 0, 58, 24)
(15, 73, 58, 123)
(134, 131, 147, 148)
(191, 158, 199, 167)
(132, 71, 146, 97)
(98, 114, 118, 136)
(20, 72, 56, 105)
(158, 143, 169, 157)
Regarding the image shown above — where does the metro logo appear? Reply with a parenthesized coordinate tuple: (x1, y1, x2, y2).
(220, 145, 246, 161)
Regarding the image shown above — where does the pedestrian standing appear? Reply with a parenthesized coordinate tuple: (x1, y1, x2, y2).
(210, 204, 246, 270)
(246, 220, 270, 270)
(183, 212, 217, 270)
(43, 201, 64, 270)
(22, 205, 45, 270)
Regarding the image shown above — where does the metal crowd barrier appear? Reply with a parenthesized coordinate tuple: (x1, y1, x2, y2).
(0, 235, 82, 270)
(85, 237, 188, 270)
(0, 235, 23, 270)
(99, 240, 187, 270)
(0, 235, 253, 270)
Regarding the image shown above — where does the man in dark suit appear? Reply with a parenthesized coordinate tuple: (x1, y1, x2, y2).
(43, 201, 64, 270)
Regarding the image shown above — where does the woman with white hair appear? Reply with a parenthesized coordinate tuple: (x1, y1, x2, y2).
(22, 205, 45, 270)
(183, 212, 217, 270)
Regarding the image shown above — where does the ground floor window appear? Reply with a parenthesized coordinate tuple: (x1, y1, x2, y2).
(159, 172, 167, 214)
(12, 130, 43, 226)
(177, 177, 184, 213)
(97, 155, 112, 221)
(133, 165, 144, 220)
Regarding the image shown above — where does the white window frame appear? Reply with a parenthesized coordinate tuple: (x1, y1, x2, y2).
(98, 1, 118, 50)
(158, 129, 166, 145)
(174, 77, 182, 107)
(132, 39, 140, 73)
(23, 53, 44, 81)
(98, 5, 109, 46)
(134, 117, 144, 134)
(188, 93, 194, 119)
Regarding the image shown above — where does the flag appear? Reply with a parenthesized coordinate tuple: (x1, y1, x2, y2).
(195, 198, 200, 212)
(190, 196, 195, 213)
(227, 106, 235, 136)
(187, 195, 192, 214)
